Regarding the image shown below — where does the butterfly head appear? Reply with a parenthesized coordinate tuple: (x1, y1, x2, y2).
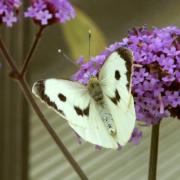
(88, 76, 98, 84)
(87, 76, 100, 89)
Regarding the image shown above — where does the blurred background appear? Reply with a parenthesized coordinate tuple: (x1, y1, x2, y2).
(0, 0, 180, 180)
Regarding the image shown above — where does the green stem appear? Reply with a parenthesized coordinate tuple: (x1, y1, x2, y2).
(148, 123, 160, 180)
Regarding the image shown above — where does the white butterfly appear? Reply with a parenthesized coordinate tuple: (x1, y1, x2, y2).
(32, 47, 136, 149)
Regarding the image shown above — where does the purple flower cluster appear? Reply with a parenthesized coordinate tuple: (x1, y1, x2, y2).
(73, 26, 180, 144)
(25, 0, 76, 26)
(0, 0, 21, 27)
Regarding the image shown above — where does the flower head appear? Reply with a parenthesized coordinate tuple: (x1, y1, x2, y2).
(25, 0, 76, 26)
(73, 26, 180, 126)
(0, 0, 21, 27)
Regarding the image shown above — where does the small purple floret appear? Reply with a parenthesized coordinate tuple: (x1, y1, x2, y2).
(0, 0, 21, 27)
(25, 0, 76, 26)
(130, 128, 143, 145)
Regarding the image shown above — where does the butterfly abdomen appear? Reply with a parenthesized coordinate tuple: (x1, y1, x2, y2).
(99, 106, 116, 136)
(87, 78, 116, 136)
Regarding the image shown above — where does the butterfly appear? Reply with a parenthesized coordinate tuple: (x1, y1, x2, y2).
(32, 47, 136, 149)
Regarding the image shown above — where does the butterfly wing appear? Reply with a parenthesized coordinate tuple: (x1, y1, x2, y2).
(68, 101, 118, 149)
(99, 47, 136, 146)
(32, 78, 118, 149)
(32, 79, 90, 128)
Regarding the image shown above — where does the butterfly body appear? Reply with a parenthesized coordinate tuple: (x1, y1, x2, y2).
(87, 77, 116, 135)
(32, 47, 136, 149)
(98, 105, 116, 136)
(87, 77, 104, 104)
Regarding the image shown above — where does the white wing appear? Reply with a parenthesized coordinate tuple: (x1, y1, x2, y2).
(32, 78, 119, 149)
(32, 79, 90, 128)
(68, 101, 119, 149)
(99, 47, 136, 146)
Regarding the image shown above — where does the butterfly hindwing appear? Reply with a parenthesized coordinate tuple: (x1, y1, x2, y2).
(69, 101, 119, 149)
(99, 47, 136, 145)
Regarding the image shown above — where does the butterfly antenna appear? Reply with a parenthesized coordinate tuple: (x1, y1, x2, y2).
(57, 49, 79, 68)
(88, 29, 92, 59)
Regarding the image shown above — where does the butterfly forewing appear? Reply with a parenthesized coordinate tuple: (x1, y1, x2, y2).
(33, 79, 91, 128)
(99, 48, 136, 145)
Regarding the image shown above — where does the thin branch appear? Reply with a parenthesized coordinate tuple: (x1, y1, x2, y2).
(148, 123, 160, 180)
(20, 26, 44, 77)
(0, 37, 19, 74)
(0, 37, 88, 180)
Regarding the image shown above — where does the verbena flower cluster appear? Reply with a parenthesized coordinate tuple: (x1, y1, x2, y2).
(73, 26, 180, 145)
(0, 0, 21, 27)
(25, 0, 76, 26)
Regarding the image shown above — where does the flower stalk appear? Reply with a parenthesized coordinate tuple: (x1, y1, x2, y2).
(148, 123, 160, 180)
(20, 26, 44, 77)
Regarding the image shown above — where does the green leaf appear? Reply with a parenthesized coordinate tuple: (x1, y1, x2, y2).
(61, 8, 107, 61)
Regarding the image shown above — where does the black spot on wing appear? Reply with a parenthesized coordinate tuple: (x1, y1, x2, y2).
(58, 93, 66, 102)
(115, 70, 121, 80)
(109, 89, 121, 105)
(74, 105, 90, 117)
(74, 106, 84, 116)
(83, 105, 90, 116)
(115, 89, 120, 101)
(116, 47, 133, 90)
(110, 97, 118, 105)
(58, 109, 65, 116)
(35, 80, 65, 116)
